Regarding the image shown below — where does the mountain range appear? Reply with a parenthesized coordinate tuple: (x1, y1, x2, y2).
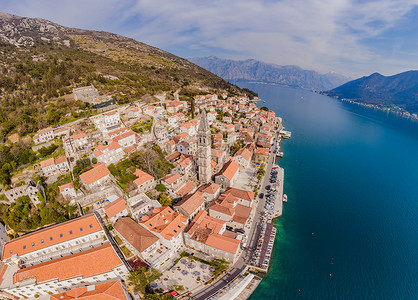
(325, 71, 418, 114)
(189, 56, 350, 91)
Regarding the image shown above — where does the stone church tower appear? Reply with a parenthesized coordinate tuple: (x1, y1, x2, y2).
(197, 110, 212, 184)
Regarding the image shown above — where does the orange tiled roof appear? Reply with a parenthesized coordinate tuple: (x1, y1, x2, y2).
(104, 197, 127, 219)
(199, 182, 220, 195)
(164, 173, 181, 185)
(205, 233, 240, 254)
(140, 207, 187, 240)
(59, 182, 74, 192)
(224, 187, 255, 202)
(54, 156, 68, 165)
(40, 157, 54, 168)
(114, 217, 159, 253)
(216, 160, 239, 181)
(80, 163, 110, 185)
(71, 133, 87, 140)
(50, 280, 128, 299)
(38, 127, 54, 134)
(133, 169, 154, 186)
(175, 191, 203, 215)
(14, 243, 122, 284)
(2, 214, 102, 260)
(234, 147, 253, 161)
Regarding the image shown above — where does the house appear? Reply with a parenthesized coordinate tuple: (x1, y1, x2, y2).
(198, 182, 221, 203)
(0, 243, 129, 299)
(179, 120, 198, 136)
(63, 133, 90, 155)
(223, 187, 255, 208)
(114, 217, 167, 269)
(59, 182, 77, 200)
(112, 130, 137, 148)
(79, 163, 111, 191)
(139, 207, 188, 251)
(127, 193, 161, 222)
(227, 131, 237, 145)
(33, 127, 54, 144)
(184, 211, 240, 262)
(176, 140, 197, 156)
(166, 100, 187, 113)
(50, 280, 131, 300)
(162, 174, 184, 194)
(104, 197, 129, 224)
(253, 147, 269, 163)
(173, 181, 197, 199)
(174, 191, 204, 220)
(172, 154, 196, 176)
(133, 169, 155, 194)
(208, 193, 251, 230)
(73, 85, 99, 103)
(164, 139, 177, 154)
(128, 106, 142, 118)
(167, 115, 178, 127)
(214, 160, 240, 189)
(233, 147, 253, 168)
(91, 110, 121, 133)
(40, 156, 70, 177)
(93, 141, 125, 166)
(53, 127, 70, 138)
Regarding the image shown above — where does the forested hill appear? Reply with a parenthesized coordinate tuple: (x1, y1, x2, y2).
(0, 12, 244, 138)
(324, 71, 418, 114)
(189, 56, 350, 90)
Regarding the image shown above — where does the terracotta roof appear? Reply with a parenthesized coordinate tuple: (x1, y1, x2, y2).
(140, 207, 187, 240)
(133, 169, 154, 186)
(113, 130, 135, 142)
(176, 181, 197, 198)
(2, 214, 102, 260)
(55, 156, 68, 165)
(14, 243, 122, 284)
(211, 149, 225, 158)
(166, 152, 181, 161)
(164, 174, 181, 185)
(234, 147, 253, 161)
(40, 157, 54, 168)
(199, 182, 221, 195)
(104, 197, 127, 219)
(80, 163, 110, 185)
(38, 127, 54, 134)
(223, 187, 255, 202)
(124, 146, 135, 153)
(205, 233, 240, 254)
(211, 160, 217, 168)
(114, 217, 159, 253)
(186, 210, 225, 237)
(209, 202, 234, 216)
(103, 110, 118, 116)
(59, 182, 74, 192)
(256, 147, 269, 156)
(175, 191, 203, 215)
(50, 280, 128, 300)
(215, 160, 239, 181)
(71, 133, 87, 140)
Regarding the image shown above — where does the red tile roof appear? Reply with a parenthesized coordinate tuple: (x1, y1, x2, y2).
(80, 163, 110, 185)
(14, 243, 122, 284)
(50, 280, 129, 299)
(104, 197, 127, 219)
(175, 191, 204, 215)
(2, 214, 102, 260)
(115, 217, 159, 253)
(140, 207, 187, 240)
(133, 169, 154, 186)
(216, 160, 239, 181)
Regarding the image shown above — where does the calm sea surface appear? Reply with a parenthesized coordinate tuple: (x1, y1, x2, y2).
(235, 83, 418, 300)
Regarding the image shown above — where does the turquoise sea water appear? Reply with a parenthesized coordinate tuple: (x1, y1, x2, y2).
(237, 83, 418, 300)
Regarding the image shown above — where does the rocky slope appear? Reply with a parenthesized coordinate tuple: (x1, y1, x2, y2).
(189, 56, 350, 90)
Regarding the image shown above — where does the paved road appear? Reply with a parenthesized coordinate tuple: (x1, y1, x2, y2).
(190, 131, 281, 300)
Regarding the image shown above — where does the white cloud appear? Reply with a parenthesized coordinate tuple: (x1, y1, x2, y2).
(1, 0, 418, 76)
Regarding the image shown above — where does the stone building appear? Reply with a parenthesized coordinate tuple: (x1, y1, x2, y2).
(196, 110, 212, 184)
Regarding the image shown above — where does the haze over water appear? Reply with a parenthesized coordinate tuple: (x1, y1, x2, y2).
(236, 83, 418, 300)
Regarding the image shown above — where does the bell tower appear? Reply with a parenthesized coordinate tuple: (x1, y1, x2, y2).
(197, 110, 211, 184)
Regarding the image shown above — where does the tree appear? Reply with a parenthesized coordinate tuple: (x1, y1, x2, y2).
(158, 193, 172, 206)
(156, 183, 167, 192)
(91, 157, 97, 164)
(260, 106, 269, 111)
(190, 98, 195, 119)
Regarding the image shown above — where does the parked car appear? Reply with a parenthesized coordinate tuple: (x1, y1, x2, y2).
(259, 193, 264, 199)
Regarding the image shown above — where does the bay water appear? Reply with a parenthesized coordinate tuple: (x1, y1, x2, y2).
(235, 82, 418, 300)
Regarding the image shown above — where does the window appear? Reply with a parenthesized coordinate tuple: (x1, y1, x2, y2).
(60, 234, 63, 238)
(10, 250, 12, 254)
(89, 224, 93, 228)
(69, 231, 73, 235)
(50, 237, 53, 241)
(31, 242, 35, 247)
(41, 240, 44, 244)
(173, 229, 177, 233)
(80, 227, 83, 231)
(23, 245, 26, 249)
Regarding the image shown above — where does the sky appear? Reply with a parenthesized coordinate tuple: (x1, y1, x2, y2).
(1, 0, 418, 78)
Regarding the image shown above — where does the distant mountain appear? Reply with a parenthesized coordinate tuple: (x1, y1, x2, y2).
(325, 71, 418, 114)
(189, 56, 350, 90)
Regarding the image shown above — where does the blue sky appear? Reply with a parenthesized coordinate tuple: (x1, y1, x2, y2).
(1, 0, 418, 77)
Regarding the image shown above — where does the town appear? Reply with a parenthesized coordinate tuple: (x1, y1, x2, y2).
(0, 85, 288, 300)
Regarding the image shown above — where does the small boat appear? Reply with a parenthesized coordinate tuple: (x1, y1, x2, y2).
(263, 100, 266, 103)
(277, 152, 284, 157)
(283, 194, 288, 202)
